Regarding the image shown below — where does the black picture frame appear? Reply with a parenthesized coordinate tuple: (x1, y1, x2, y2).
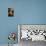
(8, 8, 14, 17)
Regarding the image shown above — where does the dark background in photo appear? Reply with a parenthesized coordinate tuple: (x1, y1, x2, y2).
(8, 8, 14, 17)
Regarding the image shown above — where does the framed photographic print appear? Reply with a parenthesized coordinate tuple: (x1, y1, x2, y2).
(8, 8, 14, 17)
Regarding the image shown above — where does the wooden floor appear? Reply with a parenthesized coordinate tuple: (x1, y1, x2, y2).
(0, 40, 46, 46)
(19, 39, 46, 46)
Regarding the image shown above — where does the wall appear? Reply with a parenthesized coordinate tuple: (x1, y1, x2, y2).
(16, 0, 46, 24)
(0, 0, 46, 44)
(0, 0, 18, 44)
